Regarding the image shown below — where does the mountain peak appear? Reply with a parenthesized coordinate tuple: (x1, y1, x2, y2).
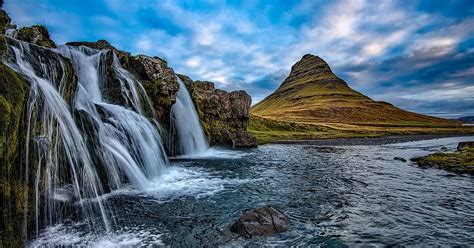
(279, 54, 344, 90)
(290, 54, 332, 75)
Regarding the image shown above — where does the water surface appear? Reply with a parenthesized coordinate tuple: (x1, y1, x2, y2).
(30, 136, 474, 247)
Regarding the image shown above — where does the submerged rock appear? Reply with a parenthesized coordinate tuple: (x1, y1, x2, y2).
(230, 206, 289, 238)
(457, 141, 474, 151)
(394, 157, 407, 162)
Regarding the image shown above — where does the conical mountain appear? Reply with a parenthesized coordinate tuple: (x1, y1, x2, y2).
(252, 54, 452, 125)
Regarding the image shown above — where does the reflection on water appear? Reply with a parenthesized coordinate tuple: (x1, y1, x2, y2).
(30, 137, 474, 247)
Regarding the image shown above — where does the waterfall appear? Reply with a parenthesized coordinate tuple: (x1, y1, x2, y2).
(171, 77, 209, 155)
(3, 37, 169, 237)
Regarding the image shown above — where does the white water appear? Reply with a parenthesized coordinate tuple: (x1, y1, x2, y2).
(4, 38, 169, 236)
(5, 39, 110, 234)
(171, 77, 209, 155)
(57, 45, 169, 190)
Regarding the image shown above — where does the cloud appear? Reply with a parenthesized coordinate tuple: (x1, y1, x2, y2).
(4, 0, 474, 117)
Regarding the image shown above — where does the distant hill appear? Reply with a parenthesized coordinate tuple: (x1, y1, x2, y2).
(249, 54, 469, 143)
(252, 54, 456, 125)
(458, 116, 474, 123)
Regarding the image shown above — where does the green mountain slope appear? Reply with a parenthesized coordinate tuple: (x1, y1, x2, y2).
(252, 54, 455, 125)
(249, 54, 471, 143)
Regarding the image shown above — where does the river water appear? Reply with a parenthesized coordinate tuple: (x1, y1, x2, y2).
(30, 136, 474, 247)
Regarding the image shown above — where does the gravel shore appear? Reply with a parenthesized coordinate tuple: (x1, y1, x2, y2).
(271, 134, 474, 146)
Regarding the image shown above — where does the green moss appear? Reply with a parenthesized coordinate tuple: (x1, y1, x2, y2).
(0, 62, 29, 247)
(0, 35, 7, 56)
(16, 25, 56, 48)
(414, 150, 474, 175)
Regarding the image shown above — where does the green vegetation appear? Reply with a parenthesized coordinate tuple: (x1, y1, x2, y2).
(414, 149, 474, 175)
(16, 25, 56, 48)
(249, 114, 474, 144)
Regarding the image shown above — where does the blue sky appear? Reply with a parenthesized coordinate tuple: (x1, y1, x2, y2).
(5, 0, 474, 118)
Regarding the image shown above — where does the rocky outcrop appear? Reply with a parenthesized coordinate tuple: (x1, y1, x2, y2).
(178, 74, 257, 148)
(0, 0, 15, 35)
(16, 26, 56, 48)
(230, 206, 290, 238)
(412, 148, 474, 175)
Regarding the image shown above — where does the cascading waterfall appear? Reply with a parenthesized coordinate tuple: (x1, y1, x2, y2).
(57, 45, 169, 189)
(5, 38, 110, 235)
(4, 37, 169, 237)
(171, 77, 209, 155)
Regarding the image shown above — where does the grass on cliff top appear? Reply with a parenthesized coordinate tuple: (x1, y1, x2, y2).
(248, 114, 474, 144)
(415, 149, 474, 175)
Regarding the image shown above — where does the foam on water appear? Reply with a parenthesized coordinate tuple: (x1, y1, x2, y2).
(171, 147, 245, 159)
(29, 223, 164, 247)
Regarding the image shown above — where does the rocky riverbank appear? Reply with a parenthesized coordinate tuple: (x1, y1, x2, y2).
(270, 134, 474, 146)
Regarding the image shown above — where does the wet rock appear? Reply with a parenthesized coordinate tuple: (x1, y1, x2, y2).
(16, 25, 56, 48)
(230, 206, 289, 238)
(457, 141, 474, 151)
(440, 146, 448, 151)
(410, 157, 421, 162)
(394, 157, 407, 162)
(0, 2, 16, 34)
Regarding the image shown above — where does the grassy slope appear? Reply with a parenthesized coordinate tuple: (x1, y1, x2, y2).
(250, 55, 472, 143)
(249, 114, 474, 144)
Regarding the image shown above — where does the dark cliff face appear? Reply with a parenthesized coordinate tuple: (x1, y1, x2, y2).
(178, 74, 257, 148)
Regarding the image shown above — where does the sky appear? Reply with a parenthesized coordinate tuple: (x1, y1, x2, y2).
(4, 0, 474, 118)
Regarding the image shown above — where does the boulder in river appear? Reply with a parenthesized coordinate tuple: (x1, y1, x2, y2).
(230, 206, 289, 238)
(394, 157, 407, 162)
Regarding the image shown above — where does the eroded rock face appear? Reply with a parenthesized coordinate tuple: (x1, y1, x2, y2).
(179, 74, 257, 148)
(230, 206, 290, 238)
(16, 25, 56, 48)
(125, 54, 179, 123)
(0, 1, 16, 34)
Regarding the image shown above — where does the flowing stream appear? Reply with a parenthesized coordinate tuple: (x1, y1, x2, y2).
(28, 136, 474, 247)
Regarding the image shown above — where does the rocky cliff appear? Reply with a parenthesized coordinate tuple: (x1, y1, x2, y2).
(179, 74, 257, 147)
(64, 40, 256, 147)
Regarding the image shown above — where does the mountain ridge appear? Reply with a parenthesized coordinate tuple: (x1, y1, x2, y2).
(252, 54, 455, 125)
